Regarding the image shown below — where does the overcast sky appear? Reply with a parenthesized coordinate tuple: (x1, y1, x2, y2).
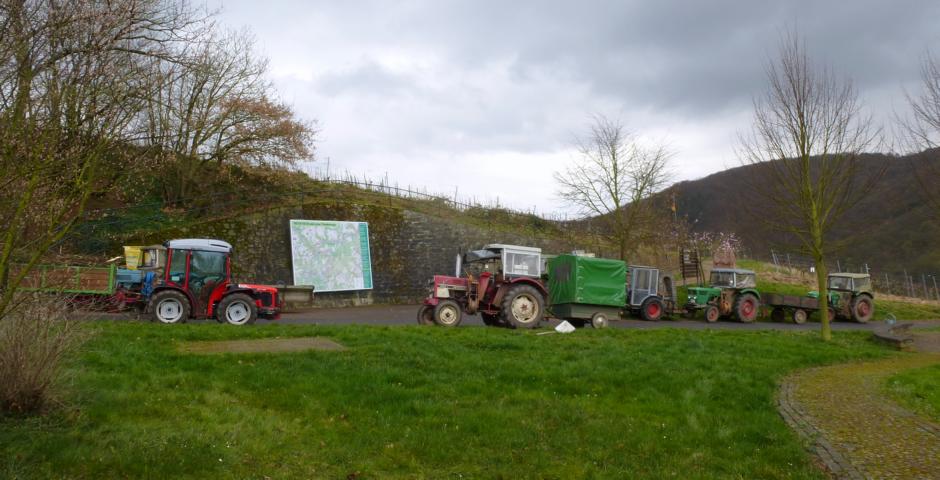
(216, 0, 940, 216)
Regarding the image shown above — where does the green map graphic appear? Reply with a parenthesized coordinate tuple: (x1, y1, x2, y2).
(289, 220, 373, 292)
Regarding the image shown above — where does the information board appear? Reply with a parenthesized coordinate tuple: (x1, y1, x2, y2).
(289, 220, 373, 292)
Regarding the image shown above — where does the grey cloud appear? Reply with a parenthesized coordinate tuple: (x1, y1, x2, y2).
(315, 60, 418, 97)
(219, 0, 940, 211)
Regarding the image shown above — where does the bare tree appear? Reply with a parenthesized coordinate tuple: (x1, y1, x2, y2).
(900, 52, 940, 217)
(142, 29, 316, 204)
(555, 115, 672, 260)
(0, 0, 205, 319)
(739, 33, 879, 341)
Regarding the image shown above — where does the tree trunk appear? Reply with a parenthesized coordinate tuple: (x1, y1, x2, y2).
(814, 259, 831, 341)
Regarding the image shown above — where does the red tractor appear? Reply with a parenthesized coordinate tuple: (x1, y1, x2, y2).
(417, 244, 548, 329)
(147, 239, 284, 325)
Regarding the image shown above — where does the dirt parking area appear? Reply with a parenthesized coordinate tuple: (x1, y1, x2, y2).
(179, 337, 347, 354)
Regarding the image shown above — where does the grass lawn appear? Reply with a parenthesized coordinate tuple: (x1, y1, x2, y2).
(884, 362, 940, 423)
(1, 322, 891, 479)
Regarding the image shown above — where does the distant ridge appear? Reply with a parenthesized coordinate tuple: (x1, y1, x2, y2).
(664, 151, 940, 274)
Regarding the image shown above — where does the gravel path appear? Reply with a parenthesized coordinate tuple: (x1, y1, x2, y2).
(779, 335, 940, 479)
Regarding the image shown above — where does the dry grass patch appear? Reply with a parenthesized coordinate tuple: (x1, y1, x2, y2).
(0, 294, 89, 415)
(179, 336, 346, 354)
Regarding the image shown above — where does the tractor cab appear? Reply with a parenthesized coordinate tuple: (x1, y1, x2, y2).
(627, 266, 659, 306)
(709, 268, 757, 289)
(625, 265, 677, 321)
(828, 273, 872, 293)
(458, 244, 542, 280)
(148, 239, 282, 325)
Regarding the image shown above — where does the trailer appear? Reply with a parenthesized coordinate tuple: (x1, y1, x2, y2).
(15, 261, 156, 311)
(547, 254, 626, 328)
(546, 255, 678, 328)
(763, 293, 820, 324)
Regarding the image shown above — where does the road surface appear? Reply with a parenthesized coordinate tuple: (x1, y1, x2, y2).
(90, 304, 940, 330)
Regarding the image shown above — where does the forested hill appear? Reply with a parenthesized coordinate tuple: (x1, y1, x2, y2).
(668, 151, 940, 274)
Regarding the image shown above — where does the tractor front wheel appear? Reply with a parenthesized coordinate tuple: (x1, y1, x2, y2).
(219, 293, 258, 325)
(704, 305, 719, 323)
(501, 284, 544, 329)
(641, 297, 665, 321)
(734, 293, 760, 323)
(150, 290, 190, 324)
(433, 300, 463, 327)
(851, 295, 874, 323)
(417, 305, 435, 326)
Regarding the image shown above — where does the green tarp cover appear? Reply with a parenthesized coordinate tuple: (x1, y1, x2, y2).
(548, 255, 626, 307)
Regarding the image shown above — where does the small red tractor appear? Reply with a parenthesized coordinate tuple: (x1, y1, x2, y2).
(147, 239, 286, 325)
(417, 244, 548, 329)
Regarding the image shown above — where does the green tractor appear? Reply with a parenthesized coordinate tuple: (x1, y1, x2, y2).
(808, 273, 875, 323)
(685, 268, 761, 323)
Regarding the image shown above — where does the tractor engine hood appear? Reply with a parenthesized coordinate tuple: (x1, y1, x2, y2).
(238, 283, 278, 294)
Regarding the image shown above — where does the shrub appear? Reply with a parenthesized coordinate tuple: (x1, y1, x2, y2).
(0, 295, 89, 415)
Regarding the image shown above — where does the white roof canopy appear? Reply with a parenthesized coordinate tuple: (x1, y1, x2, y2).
(165, 239, 233, 253)
(483, 244, 541, 254)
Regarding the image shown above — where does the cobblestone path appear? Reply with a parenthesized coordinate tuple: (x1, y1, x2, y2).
(779, 349, 940, 479)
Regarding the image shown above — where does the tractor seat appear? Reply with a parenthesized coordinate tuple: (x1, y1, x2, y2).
(200, 278, 219, 304)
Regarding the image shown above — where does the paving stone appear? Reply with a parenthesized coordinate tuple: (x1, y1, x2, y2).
(778, 352, 940, 480)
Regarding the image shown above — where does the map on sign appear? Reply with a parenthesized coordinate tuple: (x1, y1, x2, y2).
(289, 220, 373, 292)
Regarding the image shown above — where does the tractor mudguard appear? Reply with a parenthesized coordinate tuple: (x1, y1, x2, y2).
(739, 288, 761, 299)
(491, 277, 547, 308)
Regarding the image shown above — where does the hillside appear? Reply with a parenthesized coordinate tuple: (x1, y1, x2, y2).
(669, 151, 940, 276)
(68, 164, 612, 306)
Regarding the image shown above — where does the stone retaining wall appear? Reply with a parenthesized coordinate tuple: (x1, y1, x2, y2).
(125, 201, 600, 307)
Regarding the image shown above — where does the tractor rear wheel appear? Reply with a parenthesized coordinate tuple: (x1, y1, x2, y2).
(851, 295, 874, 323)
(734, 293, 759, 323)
(219, 293, 258, 325)
(827, 307, 836, 323)
(433, 300, 463, 327)
(151, 290, 190, 324)
(501, 284, 544, 329)
(771, 308, 785, 323)
(417, 305, 435, 326)
(640, 297, 665, 321)
(704, 305, 719, 323)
